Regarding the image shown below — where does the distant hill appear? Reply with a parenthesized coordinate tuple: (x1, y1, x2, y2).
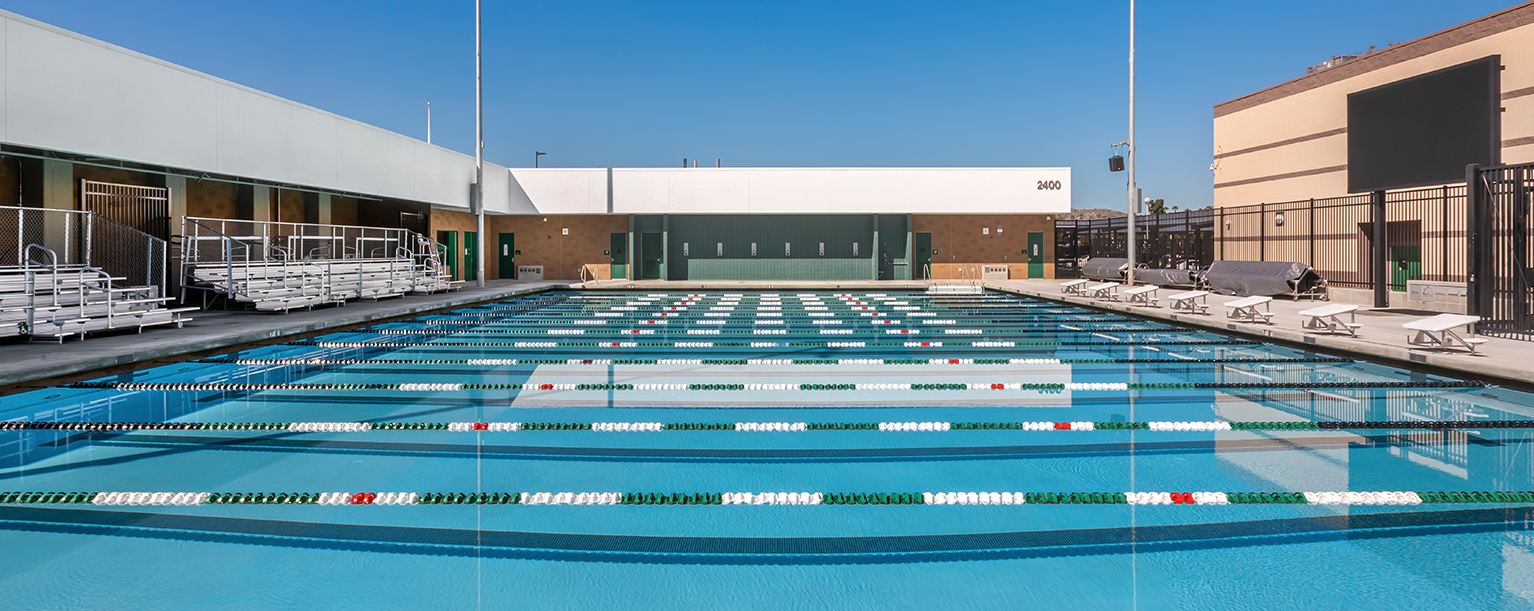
(1057, 208, 1128, 220)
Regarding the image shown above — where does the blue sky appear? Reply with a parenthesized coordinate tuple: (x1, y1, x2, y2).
(1, 0, 1520, 209)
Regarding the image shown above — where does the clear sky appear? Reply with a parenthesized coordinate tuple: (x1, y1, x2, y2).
(0, 0, 1521, 209)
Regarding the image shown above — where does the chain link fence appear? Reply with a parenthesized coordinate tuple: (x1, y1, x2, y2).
(0, 205, 167, 295)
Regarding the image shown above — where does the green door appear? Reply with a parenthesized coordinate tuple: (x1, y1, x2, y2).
(498, 233, 516, 279)
(914, 233, 932, 279)
(1027, 232, 1045, 278)
(640, 232, 662, 280)
(610, 233, 627, 280)
(1390, 245, 1421, 292)
(463, 231, 478, 282)
(437, 230, 459, 281)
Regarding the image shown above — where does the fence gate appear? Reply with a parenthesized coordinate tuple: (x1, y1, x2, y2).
(81, 180, 170, 241)
(1469, 162, 1534, 341)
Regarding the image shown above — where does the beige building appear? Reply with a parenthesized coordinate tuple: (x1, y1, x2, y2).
(1213, 2, 1534, 206)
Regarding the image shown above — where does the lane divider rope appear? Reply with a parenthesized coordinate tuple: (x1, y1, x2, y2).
(6, 490, 1530, 507)
(3, 420, 1522, 432)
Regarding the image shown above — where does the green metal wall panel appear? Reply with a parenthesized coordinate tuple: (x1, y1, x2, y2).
(665, 215, 877, 280)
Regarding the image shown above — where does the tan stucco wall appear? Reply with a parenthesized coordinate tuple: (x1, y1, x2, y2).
(1213, 6, 1534, 207)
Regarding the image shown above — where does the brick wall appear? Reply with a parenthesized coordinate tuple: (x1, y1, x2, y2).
(488, 215, 629, 280)
(913, 214, 1055, 279)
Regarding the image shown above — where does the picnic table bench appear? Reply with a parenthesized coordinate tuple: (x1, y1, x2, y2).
(1169, 290, 1210, 314)
(1061, 279, 1090, 295)
(1123, 285, 1160, 307)
(1225, 295, 1274, 323)
(1404, 314, 1487, 354)
(1299, 303, 1361, 336)
(1086, 283, 1120, 301)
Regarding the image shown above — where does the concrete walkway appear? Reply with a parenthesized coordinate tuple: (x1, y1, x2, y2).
(0, 280, 568, 391)
(988, 279, 1534, 387)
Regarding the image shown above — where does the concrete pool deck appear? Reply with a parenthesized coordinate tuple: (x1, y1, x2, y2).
(987, 279, 1534, 388)
(0, 280, 568, 392)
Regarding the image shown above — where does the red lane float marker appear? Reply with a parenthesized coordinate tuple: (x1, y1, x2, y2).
(472, 423, 489, 431)
(351, 493, 376, 505)
(991, 383, 1004, 390)
(948, 359, 960, 364)
(540, 384, 554, 390)
(1054, 422, 1071, 430)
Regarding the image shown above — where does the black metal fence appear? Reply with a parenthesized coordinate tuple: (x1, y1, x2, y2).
(1057, 185, 1466, 293)
(1055, 210, 1215, 277)
(1469, 162, 1534, 341)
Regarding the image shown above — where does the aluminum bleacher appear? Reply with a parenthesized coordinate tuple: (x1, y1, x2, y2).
(0, 206, 192, 342)
(179, 217, 460, 312)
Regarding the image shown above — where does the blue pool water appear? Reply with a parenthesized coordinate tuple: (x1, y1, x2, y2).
(4, 290, 1534, 610)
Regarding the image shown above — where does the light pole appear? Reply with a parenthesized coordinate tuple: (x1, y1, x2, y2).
(473, 0, 486, 288)
(1126, 0, 1137, 286)
(535, 151, 546, 168)
(427, 102, 432, 144)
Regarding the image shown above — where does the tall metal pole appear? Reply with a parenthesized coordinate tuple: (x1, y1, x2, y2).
(474, 0, 486, 287)
(427, 102, 433, 144)
(1126, 0, 1136, 286)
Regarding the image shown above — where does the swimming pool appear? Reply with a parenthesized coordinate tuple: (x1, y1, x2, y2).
(3, 289, 1534, 610)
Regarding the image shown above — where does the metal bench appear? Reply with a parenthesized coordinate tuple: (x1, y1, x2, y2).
(1404, 314, 1487, 354)
(1123, 285, 1160, 307)
(1060, 279, 1090, 295)
(1168, 290, 1210, 314)
(1224, 295, 1274, 323)
(1086, 282, 1120, 301)
(1299, 303, 1361, 336)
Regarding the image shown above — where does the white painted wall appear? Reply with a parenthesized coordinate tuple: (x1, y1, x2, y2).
(509, 167, 1072, 215)
(0, 10, 518, 213)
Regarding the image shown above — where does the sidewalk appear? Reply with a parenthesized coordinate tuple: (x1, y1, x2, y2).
(988, 279, 1534, 387)
(0, 280, 567, 392)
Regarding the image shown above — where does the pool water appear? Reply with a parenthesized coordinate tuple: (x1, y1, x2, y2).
(3, 289, 1534, 610)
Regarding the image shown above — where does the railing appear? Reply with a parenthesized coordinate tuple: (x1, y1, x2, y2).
(1057, 184, 1466, 292)
(180, 216, 453, 307)
(1470, 162, 1534, 341)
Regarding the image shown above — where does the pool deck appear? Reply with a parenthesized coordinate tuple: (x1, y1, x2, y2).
(5, 276, 1531, 393)
(988, 279, 1534, 388)
(591, 278, 1534, 387)
(0, 280, 568, 392)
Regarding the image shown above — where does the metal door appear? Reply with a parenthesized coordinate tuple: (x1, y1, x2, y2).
(81, 180, 170, 241)
(641, 232, 662, 279)
(498, 233, 516, 279)
(1027, 232, 1045, 278)
(463, 231, 478, 282)
(610, 233, 627, 279)
(914, 233, 932, 279)
(437, 230, 458, 280)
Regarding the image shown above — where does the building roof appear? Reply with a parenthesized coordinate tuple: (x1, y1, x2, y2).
(1214, 1, 1534, 118)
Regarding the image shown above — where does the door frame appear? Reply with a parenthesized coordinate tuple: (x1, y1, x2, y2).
(463, 231, 479, 282)
(437, 230, 459, 281)
(497, 233, 516, 279)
